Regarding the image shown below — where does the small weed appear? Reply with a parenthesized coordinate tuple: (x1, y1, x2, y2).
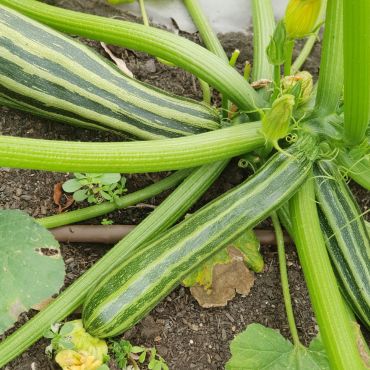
(110, 339, 168, 370)
(62, 173, 127, 204)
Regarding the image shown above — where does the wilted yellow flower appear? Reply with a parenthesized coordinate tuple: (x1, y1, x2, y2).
(55, 350, 102, 370)
(281, 71, 313, 105)
(285, 0, 322, 39)
(262, 94, 295, 144)
(57, 320, 108, 362)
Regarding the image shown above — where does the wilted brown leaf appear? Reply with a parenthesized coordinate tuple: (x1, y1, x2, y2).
(190, 247, 255, 308)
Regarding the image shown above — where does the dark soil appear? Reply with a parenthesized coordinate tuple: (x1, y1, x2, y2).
(0, 1, 368, 369)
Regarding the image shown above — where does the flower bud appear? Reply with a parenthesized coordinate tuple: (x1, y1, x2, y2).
(262, 94, 295, 143)
(266, 20, 287, 66)
(281, 71, 313, 105)
(285, 0, 322, 39)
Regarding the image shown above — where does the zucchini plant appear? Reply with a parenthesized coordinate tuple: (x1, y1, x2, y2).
(0, 0, 369, 369)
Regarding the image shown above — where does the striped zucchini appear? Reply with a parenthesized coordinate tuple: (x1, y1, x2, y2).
(0, 5, 220, 140)
(82, 135, 317, 338)
(314, 161, 370, 329)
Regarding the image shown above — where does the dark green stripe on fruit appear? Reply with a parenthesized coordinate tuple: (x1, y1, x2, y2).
(82, 136, 317, 338)
(314, 161, 370, 328)
(0, 5, 220, 139)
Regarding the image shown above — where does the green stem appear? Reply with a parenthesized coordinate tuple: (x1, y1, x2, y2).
(0, 122, 264, 173)
(0, 160, 228, 367)
(271, 212, 301, 347)
(229, 49, 240, 68)
(0, 0, 265, 111)
(271, 65, 281, 101)
(38, 169, 191, 229)
(199, 79, 211, 105)
(284, 40, 294, 76)
(138, 0, 149, 27)
(290, 177, 365, 370)
(183, 0, 228, 62)
(315, 0, 343, 116)
(182, 0, 227, 113)
(343, 0, 370, 145)
(291, 35, 316, 74)
(251, 0, 275, 81)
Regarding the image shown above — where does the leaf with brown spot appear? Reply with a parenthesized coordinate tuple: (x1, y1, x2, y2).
(31, 297, 55, 311)
(0, 210, 65, 334)
(189, 247, 255, 308)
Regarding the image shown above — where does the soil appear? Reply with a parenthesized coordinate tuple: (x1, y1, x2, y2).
(0, 1, 369, 370)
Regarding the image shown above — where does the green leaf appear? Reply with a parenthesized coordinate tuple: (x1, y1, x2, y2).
(73, 189, 88, 202)
(0, 210, 64, 334)
(131, 346, 145, 354)
(62, 178, 82, 192)
(100, 190, 113, 201)
(226, 323, 329, 370)
(59, 321, 75, 335)
(99, 173, 121, 185)
(73, 173, 86, 180)
(96, 365, 110, 370)
(139, 350, 146, 363)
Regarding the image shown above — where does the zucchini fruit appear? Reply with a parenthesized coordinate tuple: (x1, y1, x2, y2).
(0, 5, 220, 140)
(314, 161, 370, 328)
(82, 135, 317, 338)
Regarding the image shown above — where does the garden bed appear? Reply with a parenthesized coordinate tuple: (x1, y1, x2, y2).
(0, 1, 369, 369)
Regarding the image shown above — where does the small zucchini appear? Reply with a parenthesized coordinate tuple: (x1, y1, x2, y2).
(82, 135, 317, 338)
(314, 161, 370, 329)
(0, 5, 220, 140)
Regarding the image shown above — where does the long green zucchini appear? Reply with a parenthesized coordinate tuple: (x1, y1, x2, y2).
(314, 161, 370, 329)
(82, 135, 317, 338)
(0, 5, 220, 140)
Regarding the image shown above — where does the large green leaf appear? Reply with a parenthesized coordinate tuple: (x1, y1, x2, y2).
(0, 210, 65, 334)
(226, 323, 329, 370)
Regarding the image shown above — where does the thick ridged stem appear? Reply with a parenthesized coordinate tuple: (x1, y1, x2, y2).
(182, 0, 224, 108)
(183, 0, 227, 62)
(0, 160, 228, 367)
(0, 122, 264, 173)
(251, 0, 275, 81)
(0, 0, 265, 111)
(37, 169, 191, 229)
(290, 177, 365, 370)
(315, 0, 343, 115)
(343, 0, 370, 145)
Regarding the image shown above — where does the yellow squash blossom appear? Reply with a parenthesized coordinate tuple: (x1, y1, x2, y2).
(285, 0, 322, 39)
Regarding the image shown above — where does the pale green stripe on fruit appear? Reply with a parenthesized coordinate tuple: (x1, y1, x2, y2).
(83, 136, 317, 337)
(0, 5, 220, 139)
(314, 161, 370, 327)
(0, 25, 219, 130)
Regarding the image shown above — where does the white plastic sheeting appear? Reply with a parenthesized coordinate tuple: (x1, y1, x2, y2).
(116, 0, 289, 33)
